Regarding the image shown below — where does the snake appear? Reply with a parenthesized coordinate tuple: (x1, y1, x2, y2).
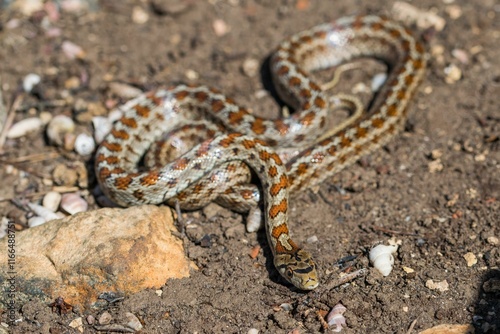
(95, 15, 428, 290)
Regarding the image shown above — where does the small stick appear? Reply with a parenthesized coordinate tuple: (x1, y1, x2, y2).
(0, 93, 24, 154)
(0, 151, 60, 164)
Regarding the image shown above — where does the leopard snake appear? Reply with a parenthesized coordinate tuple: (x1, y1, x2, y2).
(95, 15, 428, 290)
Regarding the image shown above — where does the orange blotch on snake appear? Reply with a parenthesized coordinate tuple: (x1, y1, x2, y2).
(356, 126, 368, 138)
(299, 89, 312, 99)
(271, 222, 289, 240)
(172, 158, 190, 171)
(140, 171, 160, 186)
(133, 190, 144, 201)
(134, 104, 150, 118)
(111, 129, 129, 140)
(268, 165, 278, 178)
(277, 65, 290, 76)
(274, 119, 290, 135)
(300, 111, 316, 126)
(101, 141, 122, 152)
(242, 139, 256, 149)
(120, 116, 138, 129)
(269, 199, 288, 219)
(340, 135, 352, 148)
(195, 91, 208, 102)
(404, 74, 415, 86)
(228, 109, 246, 125)
(251, 119, 267, 135)
(288, 76, 301, 87)
(175, 90, 189, 101)
(296, 163, 308, 176)
(372, 118, 385, 128)
(270, 175, 288, 196)
(114, 175, 133, 190)
(386, 103, 399, 117)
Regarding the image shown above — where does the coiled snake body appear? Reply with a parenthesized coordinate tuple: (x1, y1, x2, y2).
(96, 15, 428, 290)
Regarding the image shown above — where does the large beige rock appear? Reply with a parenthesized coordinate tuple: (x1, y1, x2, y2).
(0, 206, 191, 309)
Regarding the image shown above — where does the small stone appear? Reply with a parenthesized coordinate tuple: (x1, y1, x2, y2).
(185, 69, 199, 80)
(155, 289, 163, 297)
(23, 73, 41, 92)
(242, 58, 259, 77)
(248, 328, 259, 334)
(132, 6, 149, 24)
(86, 315, 95, 325)
(371, 73, 387, 92)
(43, 191, 62, 212)
(474, 153, 486, 162)
(445, 5, 463, 19)
(28, 216, 47, 228)
(125, 312, 143, 331)
(213, 19, 229, 36)
(428, 159, 443, 173)
(46, 115, 76, 147)
(68, 317, 84, 333)
(99, 312, 112, 325)
(306, 235, 318, 243)
(7, 118, 43, 139)
(426, 279, 449, 292)
(444, 64, 462, 84)
(62, 40, 86, 60)
(451, 48, 469, 64)
(430, 149, 443, 160)
(64, 76, 81, 89)
(60, 193, 88, 215)
(463, 252, 477, 267)
(74, 133, 96, 156)
(486, 236, 499, 245)
(402, 266, 415, 274)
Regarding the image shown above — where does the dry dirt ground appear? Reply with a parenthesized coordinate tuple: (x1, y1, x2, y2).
(0, 0, 499, 333)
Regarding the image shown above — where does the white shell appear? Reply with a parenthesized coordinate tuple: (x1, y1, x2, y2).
(92, 116, 113, 144)
(371, 73, 387, 92)
(23, 73, 41, 92)
(125, 312, 143, 331)
(246, 207, 262, 233)
(74, 133, 96, 156)
(27, 203, 59, 221)
(46, 115, 76, 146)
(61, 193, 88, 214)
(7, 117, 43, 139)
(28, 216, 47, 228)
(42, 191, 62, 212)
(327, 303, 347, 332)
(369, 244, 398, 276)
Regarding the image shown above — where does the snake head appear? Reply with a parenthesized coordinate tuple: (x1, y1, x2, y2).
(274, 249, 319, 290)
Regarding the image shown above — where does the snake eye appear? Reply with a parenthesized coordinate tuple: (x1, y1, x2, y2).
(285, 268, 294, 279)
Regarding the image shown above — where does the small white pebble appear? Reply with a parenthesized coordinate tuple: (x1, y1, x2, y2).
(213, 19, 230, 36)
(371, 73, 387, 92)
(68, 317, 83, 333)
(74, 133, 96, 156)
(242, 58, 260, 77)
(28, 216, 47, 228)
(369, 244, 398, 276)
(444, 64, 462, 84)
(98, 312, 112, 325)
(125, 312, 143, 331)
(28, 203, 60, 221)
(132, 6, 149, 24)
(246, 207, 262, 233)
(155, 289, 163, 297)
(327, 303, 347, 332)
(23, 73, 41, 92)
(108, 82, 143, 99)
(42, 191, 62, 212)
(185, 69, 199, 80)
(46, 115, 76, 146)
(306, 235, 318, 243)
(60, 193, 88, 215)
(92, 116, 113, 144)
(280, 303, 292, 311)
(7, 118, 43, 139)
(62, 40, 86, 60)
(247, 329, 259, 334)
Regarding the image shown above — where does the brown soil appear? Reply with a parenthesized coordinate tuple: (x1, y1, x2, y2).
(0, 0, 498, 333)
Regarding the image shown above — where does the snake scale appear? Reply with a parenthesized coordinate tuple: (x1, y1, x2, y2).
(96, 15, 428, 290)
